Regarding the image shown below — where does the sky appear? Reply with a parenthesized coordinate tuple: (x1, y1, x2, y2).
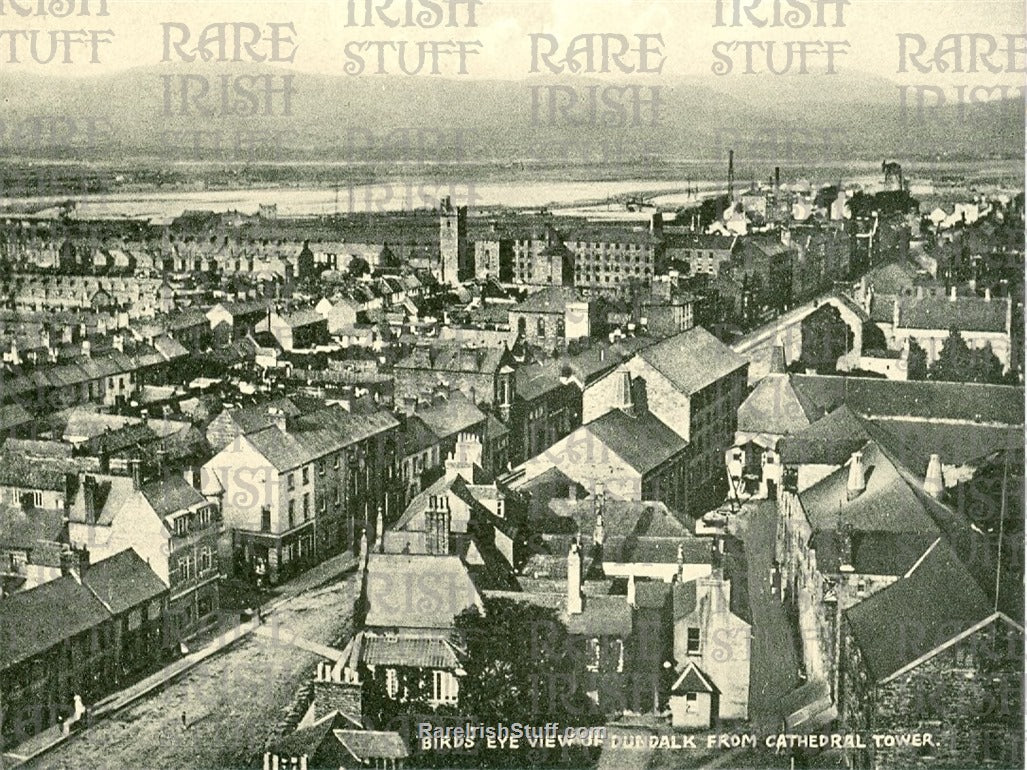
(0, 0, 1023, 88)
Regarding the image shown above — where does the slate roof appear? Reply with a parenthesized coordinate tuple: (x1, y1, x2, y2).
(563, 594, 634, 637)
(0, 575, 110, 668)
(899, 296, 1008, 333)
(789, 375, 1023, 426)
(546, 499, 691, 539)
(395, 343, 506, 375)
(140, 475, 206, 517)
(0, 452, 72, 491)
(584, 409, 687, 475)
(269, 712, 361, 762)
(515, 359, 567, 402)
(414, 392, 484, 441)
(844, 540, 997, 683)
(778, 404, 872, 466)
(636, 326, 747, 395)
(364, 553, 483, 629)
(245, 407, 398, 472)
(335, 730, 410, 761)
(512, 286, 585, 314)
(401, 415, 438, 456)
(799, 440, 941, 536)
(0, 505, 64, 549)
(737, 373, 824, 437)
(0, 402, 31, 432)
(82, 549, 168, 615)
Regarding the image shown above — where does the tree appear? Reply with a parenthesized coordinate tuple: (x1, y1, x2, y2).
(455, 599, 598, 724)
(928, 328, 973, 383)
(348, 256, 371, 278)
(929, 329, 1006, 385)
(907, 339, 928, 381)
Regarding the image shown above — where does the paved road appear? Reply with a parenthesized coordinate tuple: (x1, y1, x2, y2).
(18, 561, 361, 770)
(734, 500, 801, 729)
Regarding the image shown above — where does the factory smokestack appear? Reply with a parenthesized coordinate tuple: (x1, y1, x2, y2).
(728, 150, 735, 199)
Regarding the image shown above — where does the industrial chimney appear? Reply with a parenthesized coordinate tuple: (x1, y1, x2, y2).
(728, 149, 735, 200)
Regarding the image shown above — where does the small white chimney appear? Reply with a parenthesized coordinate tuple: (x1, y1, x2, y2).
(627, 573, 636, 608)
(924, 454, 945, 499)
(950, 285, 957, 302)
(985, 287, 992, 302)
(846, 451, 866, 501)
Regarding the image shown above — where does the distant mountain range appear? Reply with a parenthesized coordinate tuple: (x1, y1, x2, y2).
(0, 65, 1022, 164)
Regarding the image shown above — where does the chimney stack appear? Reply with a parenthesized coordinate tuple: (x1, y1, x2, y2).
(567, 540, 584, 615)
(950, 285, 957, 302)
(846, 452, 866, 501)
(129, 458, 143, 491)
(838, 521, 855, 573)
(985, 287, 992, 302)
(268, 406, 288, 434)
(618, 370, 633, 412)
(593, 509, 605, 548)
(923, 454, 945, 499)
(83, 474, 98, 523)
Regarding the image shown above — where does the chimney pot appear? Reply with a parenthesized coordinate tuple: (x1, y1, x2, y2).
(924, 453, 945, 499)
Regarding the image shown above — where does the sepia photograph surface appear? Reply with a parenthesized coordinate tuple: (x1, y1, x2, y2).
(0, 1, 1023, 768)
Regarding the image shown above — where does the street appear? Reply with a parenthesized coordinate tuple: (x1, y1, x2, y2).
(24, 567, 361, 770)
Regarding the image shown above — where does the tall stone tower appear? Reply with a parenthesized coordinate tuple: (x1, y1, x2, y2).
(439, 196, 469, 286)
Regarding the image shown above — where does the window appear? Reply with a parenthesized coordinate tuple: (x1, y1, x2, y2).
(686, 627, 701, 655)
(287, 500, 295, 529)
(333, 454, 340, 470)
(685, 692, 698, 703)
(614, 639, 624, 673)
(261, 506, 271, 532)
(288, 473, 296, 491)
(432, 670, 458, 704)
(303, 493, 310, 520)
(201, 548, 213, 573)
(856, 579, 867, 596)
(302, 467, 309, 486)
(385, 668, 399, 698)
(174, 517, 188, 537)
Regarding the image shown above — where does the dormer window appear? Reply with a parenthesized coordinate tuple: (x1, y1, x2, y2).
(174, 517, 188, 537)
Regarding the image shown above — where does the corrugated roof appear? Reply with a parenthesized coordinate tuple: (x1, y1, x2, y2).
(360, 633, 462, 669)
